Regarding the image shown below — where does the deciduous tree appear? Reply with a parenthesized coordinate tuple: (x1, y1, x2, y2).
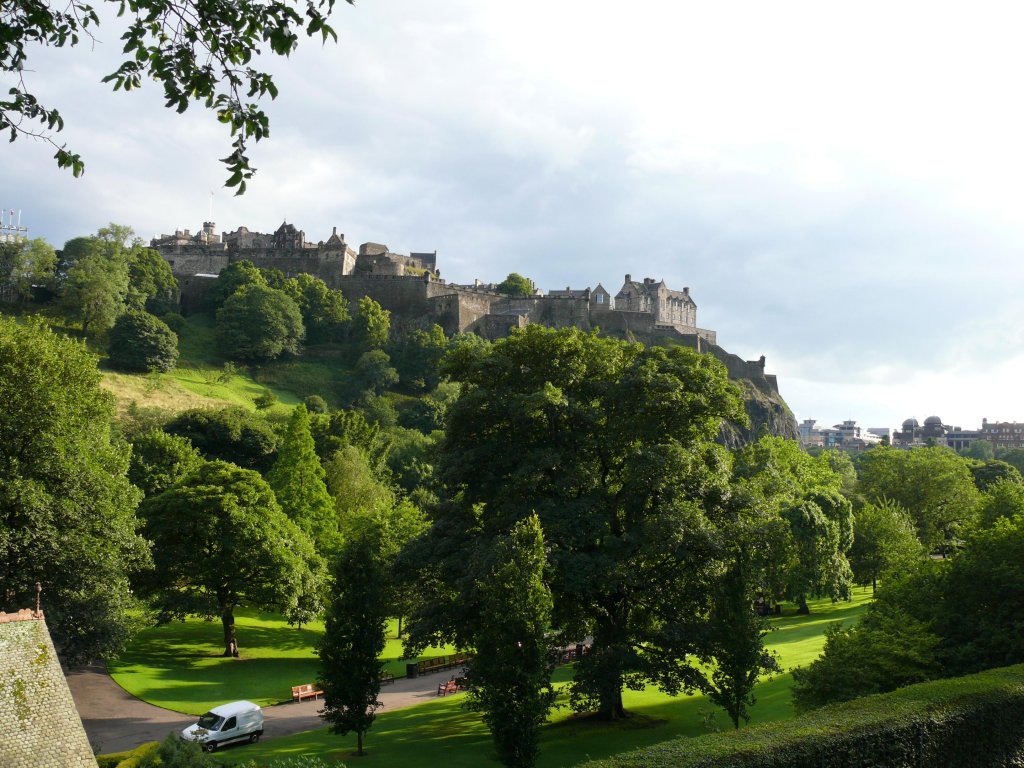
(164, 407, 281, 472)
(705, 546, 780, 728)
(352, 296, 390, 350)
(0, 317, 151, 663)
(128, 430, 205, 498)
(496, 272, 535, 297)
(849, 500, 922, 592)
(127, 247, 179, 314)
(108, 310, 179, 372)
(404, 326, 746, 719)
(858, 446, 980, 552)
(61, 250, 129, 334)
(216, 283, 304, 361)
(140, 460, 321, 656)
(0, 237, 56, 301)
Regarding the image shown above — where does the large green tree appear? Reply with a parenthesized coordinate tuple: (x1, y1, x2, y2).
(849, 499, 922, 592)
(732, 437, 854, 612)
(61, 249, 129, 334)
(127, 247, 179, 314)
(317, 529, 389, 756)
(0, 317, 150, 663)
(703, 493, 782, 728)
(285, 273, 350, 344)
(212, 260, 268, 309)
(164, 407, 281, 472)
(140, 460, 321, 655)
(0, 237, 56, 301)
(351, 296, 390, 350)
(108, 310, 179, 372)
(3, 0, 353, 188)
(467, 514, 556, 768)
(404, 325, 746, 719)
(216, 283, 304, 362)
(858, 446, 980, 552)
(128, 430, 205, 498)
(267, 405, 338, 554)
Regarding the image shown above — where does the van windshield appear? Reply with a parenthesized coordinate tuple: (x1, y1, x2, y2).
(197, 713, 224, 730)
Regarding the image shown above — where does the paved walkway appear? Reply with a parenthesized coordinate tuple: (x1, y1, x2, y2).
(66, 661, 465, 755)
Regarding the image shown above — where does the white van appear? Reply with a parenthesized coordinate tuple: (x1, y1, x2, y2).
(181, 700, 264, 752)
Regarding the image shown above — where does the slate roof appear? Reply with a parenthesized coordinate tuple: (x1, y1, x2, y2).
(0, 609, 97, 767)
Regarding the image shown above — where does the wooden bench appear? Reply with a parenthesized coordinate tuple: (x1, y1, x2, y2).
(437, 679, 459, 696)
(380, 671, 395, 686)
(291, 683, 323, 702)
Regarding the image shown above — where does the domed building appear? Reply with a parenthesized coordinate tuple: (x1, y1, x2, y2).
(895, 416, 948, 446)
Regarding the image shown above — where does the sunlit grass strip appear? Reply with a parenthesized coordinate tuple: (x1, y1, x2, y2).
(210, 590, 870, 767)
(108, 610, 456, 715)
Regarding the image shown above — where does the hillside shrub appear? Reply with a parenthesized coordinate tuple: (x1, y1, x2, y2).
(108, 310, 179, 372)
(584, 664, 1024, 768)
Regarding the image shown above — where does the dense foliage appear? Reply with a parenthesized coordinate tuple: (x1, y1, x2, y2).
(317, 530, 389, 756)
(0, 317, 150, 663)
(405, 325, 748, 719)
(107, 310, 179, 372)
(216, 283, 305, 361)
(466, 514, 556, 767)
(139, 460, 322, 655)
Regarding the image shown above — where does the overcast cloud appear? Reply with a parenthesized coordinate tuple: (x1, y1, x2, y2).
(7, 0, 1024, 432)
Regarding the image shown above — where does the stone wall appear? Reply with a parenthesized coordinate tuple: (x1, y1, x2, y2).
(0, 611, 97, 768)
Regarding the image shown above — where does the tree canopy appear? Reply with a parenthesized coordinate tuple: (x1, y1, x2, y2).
(108, 310, 179, 372)
(858, 446, 980, 552)
(496, 272, 535, 297)
(2, 0, 353, 189)
(0, 316, 150, 663)
(216, 283, 305, 361)
(140, 460, 321, 655)
(404, 325, 746, 719)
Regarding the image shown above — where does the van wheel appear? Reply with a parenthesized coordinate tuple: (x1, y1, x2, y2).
(250, 732, 261, 743)
(204, 742, 218, 753)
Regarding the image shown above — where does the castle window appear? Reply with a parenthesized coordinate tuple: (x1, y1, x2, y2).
(596, 294, 604, 304)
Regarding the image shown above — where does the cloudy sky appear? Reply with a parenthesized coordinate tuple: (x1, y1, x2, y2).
(7, 0, 1024, 431)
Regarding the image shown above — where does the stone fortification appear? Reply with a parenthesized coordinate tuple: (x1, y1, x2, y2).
(153, 221, 355, 289)
(155, 221, 790, 417)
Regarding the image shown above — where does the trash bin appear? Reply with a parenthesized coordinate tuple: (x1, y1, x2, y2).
(406, 662, 418, 679)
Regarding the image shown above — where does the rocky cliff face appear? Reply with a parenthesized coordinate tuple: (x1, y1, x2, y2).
(719, 375, 799, 449)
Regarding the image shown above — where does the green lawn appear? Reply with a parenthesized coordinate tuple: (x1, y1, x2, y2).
(199, 589, 870, 767)
(108, 610, 456, 714)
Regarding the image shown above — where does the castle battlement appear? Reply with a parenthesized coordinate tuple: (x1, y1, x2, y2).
(154, 221, 765, 385)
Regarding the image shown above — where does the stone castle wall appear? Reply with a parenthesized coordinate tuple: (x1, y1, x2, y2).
(156, 223, 779, 396)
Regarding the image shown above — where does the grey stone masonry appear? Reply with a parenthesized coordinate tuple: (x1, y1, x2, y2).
(0, 610, 97, 767)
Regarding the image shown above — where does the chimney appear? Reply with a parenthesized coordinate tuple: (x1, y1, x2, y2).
(624, 274, 631, 283)
(683, 286, 689, 295)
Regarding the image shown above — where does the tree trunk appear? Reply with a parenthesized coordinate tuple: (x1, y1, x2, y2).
(222, 607, 238, 657)
(397, 615, 403, 639)
(872, 576, 877, 594)
(797, 595, 810, 615)
(357, 730, 364, 756)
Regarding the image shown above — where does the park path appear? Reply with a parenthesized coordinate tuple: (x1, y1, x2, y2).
(66, 660, 465, 755)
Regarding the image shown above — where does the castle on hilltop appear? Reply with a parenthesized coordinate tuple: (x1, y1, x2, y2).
(153, 220, 777, 388)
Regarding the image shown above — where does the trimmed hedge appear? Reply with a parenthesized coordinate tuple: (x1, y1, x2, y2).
(96, 741, 158, 768)
(584, 664, 1024, 768)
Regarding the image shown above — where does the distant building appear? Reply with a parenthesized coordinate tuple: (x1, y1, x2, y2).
(979, 419, 1024, 450)
(798, 419, 881, 451)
